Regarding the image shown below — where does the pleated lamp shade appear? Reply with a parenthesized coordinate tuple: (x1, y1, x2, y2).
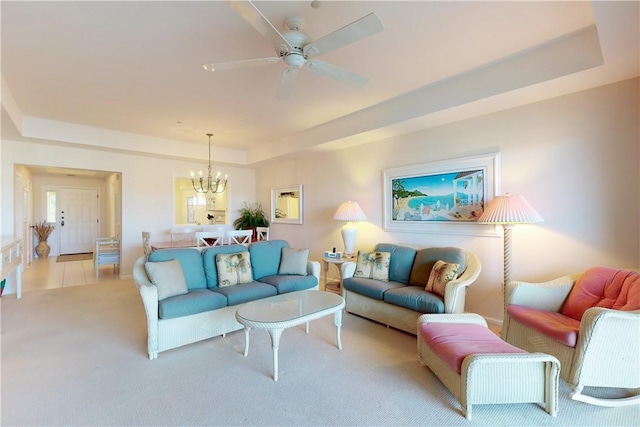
(333, 201, 367, 256)
(333, 201, 367, 222)
(477, 194, 543, 224)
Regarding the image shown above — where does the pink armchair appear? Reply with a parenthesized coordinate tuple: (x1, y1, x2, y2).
(502, 266, 640, 407)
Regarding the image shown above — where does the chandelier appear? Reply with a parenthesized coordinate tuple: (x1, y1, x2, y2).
(191, 133, 228, 194)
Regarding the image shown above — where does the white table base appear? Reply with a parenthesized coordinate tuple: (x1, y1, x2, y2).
(237, 291, 345, 381)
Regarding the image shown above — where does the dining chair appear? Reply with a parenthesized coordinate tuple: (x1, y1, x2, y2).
(95, 236, 120, 278)
(256, 226, 270, 241)
(227, 229, 253, 246)
(142, 231, 151, 256)
(195, 231, 225, 247)
(170, 226, 197, 244)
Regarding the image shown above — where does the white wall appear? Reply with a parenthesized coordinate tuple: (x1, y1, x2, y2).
(1, 142, 256, 279)
(1, 78, 638, 323)
(255, 78, 640, 324)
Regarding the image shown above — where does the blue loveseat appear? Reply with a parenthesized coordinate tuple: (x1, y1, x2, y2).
(341, 243, 481, 334)
(133, 240, 320, 359)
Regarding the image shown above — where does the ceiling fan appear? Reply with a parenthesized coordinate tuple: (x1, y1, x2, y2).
(203, 0, 384, 99)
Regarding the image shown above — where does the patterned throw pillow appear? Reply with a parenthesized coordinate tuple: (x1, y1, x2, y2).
(144, 259, 188, 301)
(216, 252, 253, 287)
(353, 251, 391, 282)
(425, 260, 461, 297)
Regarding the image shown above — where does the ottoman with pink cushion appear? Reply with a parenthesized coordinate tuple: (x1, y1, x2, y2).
(417, 313, 559, 420)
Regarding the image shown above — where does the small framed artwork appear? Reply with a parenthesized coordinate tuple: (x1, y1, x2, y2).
(271, 185, 303, 225)
(383, 152, 500, 235)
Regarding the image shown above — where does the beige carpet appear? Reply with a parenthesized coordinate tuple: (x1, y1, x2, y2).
(1, 281, 638, 426)
(56, 253, 93, 262)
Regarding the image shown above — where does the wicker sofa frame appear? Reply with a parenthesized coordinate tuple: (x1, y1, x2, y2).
(133, 246, 320, 360)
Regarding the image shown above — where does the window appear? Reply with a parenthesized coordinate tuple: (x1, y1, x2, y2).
(46, 191, 56, 223)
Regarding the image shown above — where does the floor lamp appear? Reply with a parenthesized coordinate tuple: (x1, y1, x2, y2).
(477, 193, 543, 308)
(333, 201, 367, 257)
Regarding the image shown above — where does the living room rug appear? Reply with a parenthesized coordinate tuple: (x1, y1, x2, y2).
(56, 252, 93, 262)
(1, 281, 638, 426)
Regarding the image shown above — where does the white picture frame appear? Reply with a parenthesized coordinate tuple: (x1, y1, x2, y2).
(383, 152, 500, 236)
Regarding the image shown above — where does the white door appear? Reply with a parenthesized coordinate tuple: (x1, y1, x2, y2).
(59, 188, 98, 255)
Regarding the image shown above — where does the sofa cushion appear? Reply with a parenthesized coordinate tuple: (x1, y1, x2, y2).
(383, 286, 445, 313)
(158, 289, 228, 320)
(425, 260, 461, 297)
(202, 245, 248, 289)
(419, 322, 527, 374)
(508, 304, 580, 347)
(147, 248, 207, 290)
(373, 243, 417, 284)
(409, 247, 467, 288)
(561, 267, 640, 321)
(353, 251, 391, 281)
(213, 281, 278, 306)
(278, 247, 309, 276)
(342, 277, 405, 301)
(144, 259, 189, 301)
(250, 240, 290, 280)
(258, 274, 318, 294)
(216, 252, 253, 287)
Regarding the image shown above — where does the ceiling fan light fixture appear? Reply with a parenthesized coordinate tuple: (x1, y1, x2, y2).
(285, 53, 306, 69)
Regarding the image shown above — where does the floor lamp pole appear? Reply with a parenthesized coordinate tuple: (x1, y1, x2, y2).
(501, 224, 514, 308)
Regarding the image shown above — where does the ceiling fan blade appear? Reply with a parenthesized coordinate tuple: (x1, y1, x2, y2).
(303, 13, 383, 57)
(203, 57, 281, 72)
(307, 59, 369, 88)
(277, 68, 298, 99)
(228, 0, 292, 53)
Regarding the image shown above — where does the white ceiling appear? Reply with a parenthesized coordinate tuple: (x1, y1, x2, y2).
(1, 1, 638, 166)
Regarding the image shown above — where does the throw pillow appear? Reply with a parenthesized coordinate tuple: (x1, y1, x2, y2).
(144, 259, 188, 301)
(278, 247, 309, 276)
(425, 260, 461, 297)
(353, 251, 391, 282)
(216, 252, 253, 287)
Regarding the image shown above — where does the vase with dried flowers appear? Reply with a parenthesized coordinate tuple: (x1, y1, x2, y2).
(34, 221, 55, 258)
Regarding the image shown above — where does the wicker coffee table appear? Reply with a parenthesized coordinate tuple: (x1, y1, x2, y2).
(235, 290, 345, 381)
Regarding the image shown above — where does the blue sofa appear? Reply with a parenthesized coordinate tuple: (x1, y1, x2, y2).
(133, 240, 320, 359)
(341, 243, 481, 334)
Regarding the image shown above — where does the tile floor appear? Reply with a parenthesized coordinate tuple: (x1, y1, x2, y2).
(20, 255, 120, 293)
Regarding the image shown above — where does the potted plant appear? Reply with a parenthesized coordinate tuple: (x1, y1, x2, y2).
(233, 202, 269, 236)
(34, 221, 55, 258)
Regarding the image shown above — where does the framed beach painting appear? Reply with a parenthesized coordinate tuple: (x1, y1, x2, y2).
(383, 152, 500, 236)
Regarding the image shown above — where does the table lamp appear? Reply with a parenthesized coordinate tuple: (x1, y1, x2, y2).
(333, 201, 367, 257)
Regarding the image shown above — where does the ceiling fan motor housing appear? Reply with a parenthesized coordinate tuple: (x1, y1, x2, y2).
(282, 28, 310, 69)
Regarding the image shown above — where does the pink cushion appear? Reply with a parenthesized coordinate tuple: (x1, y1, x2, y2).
(508, 304, 580, 347)
(561, 267, 640, 321)
(419, 323, 527, 374)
